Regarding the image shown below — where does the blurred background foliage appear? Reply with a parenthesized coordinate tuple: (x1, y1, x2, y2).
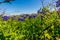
(0, 0, 60, 40)
(0, 6, 60, 40)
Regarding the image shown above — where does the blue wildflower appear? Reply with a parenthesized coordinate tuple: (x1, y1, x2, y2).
(23, 16, 26, 18)
(33, 15, 37, 18)
(2, 16, 9, 21)
(29, 16, 33, 18)
(18, 17, 24, 21)
(56, 1, 60, 7)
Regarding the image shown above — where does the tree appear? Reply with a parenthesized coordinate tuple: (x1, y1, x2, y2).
(0, 0, 15, 16)
(0, 0, 15, 4)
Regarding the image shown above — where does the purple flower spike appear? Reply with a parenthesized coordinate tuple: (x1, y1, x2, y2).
(2, 16, 9, 21)
(23, 16, 27, 19)
(33, 15, 37, 18)
(29, 16, 33, 18)
(18, 17, 24, 21)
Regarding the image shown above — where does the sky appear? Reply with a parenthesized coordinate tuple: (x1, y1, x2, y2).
(0, 0, 56, 15)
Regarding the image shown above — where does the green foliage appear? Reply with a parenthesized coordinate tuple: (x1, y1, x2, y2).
(0, 8, 60, 40)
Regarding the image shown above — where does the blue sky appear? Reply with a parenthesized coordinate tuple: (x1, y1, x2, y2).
(0, 0, 56, 15)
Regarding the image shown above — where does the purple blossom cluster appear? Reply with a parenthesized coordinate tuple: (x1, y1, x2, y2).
(56, 0, 60, 7)
(2, 16, 10, 21)
(2, 14, 38, 21)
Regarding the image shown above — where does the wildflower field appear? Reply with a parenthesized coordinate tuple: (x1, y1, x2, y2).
(0, 11, 60, 40)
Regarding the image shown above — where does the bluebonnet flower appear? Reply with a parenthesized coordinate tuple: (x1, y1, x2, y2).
(56, 1, 60, 7)
(18, 17, 24, 21)
(2, 16, 9, 21)
(29, 16, 33, 18)
(23, 16, 27, 19)
(33, 15, 37, 18)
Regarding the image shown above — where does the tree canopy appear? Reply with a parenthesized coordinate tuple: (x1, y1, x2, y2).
(0, 0, 15, 4)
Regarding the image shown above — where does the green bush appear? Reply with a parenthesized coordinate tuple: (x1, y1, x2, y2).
(0, 9, 60, 40)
